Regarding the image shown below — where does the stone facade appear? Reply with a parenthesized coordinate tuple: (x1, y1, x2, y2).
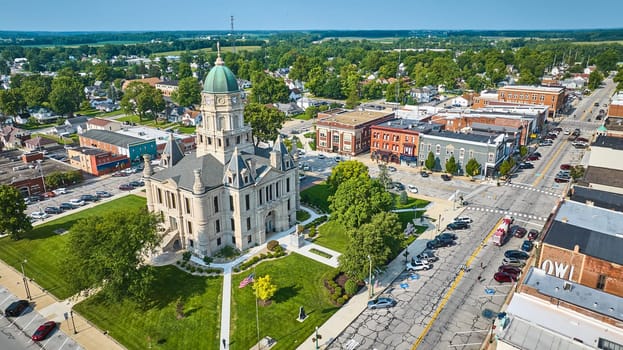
(144, 56, 299, 257)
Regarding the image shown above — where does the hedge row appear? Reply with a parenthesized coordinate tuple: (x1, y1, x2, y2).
(304, 215, 328, 229)
(234, 249, 287, 272)
(176, 260, 221, 274)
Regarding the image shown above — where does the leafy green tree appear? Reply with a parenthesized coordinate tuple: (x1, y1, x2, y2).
(499, 159, 512, 178)
(20, 75, 53, 108)
(171, 77, 201, 107)
(0, 89, 26, 117)
(445, 156, 458, 175)
(62, 208, 162, 302)
(326, 160, 369, 195)
(425, 151, 436, 171)
(588, 70, 604, 90)
(570, 165, 585, 180)
(519, 146, 528, 157)
(517, 70, 539, 85)
(49, 74, 84, 117)
(594, 49, 620, 72)
(329, 176, 394, 230)
(93, 63, 114, 83)
(465, 158, 481, 177)
(0, 185, 31, 240)
(120, 82, 165, 122)
(177, 62, 192, 80)
(249, 72, 289, 104)
(244, 103, 286, 145)
(253, 275, 277, 305)
(338, 212, 405, 280)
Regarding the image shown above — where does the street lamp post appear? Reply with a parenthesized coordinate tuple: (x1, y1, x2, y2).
(70, 310, 77, 334)
(20, 260, 31, 300)
(437, 214, 442, 233)
(367, 255, 374, 298)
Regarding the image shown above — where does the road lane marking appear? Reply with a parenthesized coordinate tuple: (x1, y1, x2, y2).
(411, 217, 504, 349)
(531, 140, 568, 188)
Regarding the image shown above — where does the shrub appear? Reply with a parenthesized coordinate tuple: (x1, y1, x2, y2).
(260, 253, 267, 259)
(267, 240, 280, 251)
(308, 225, 317, 238)
(203, 256, 213, 265)
(176, 260, 181, 265)
(273, 245, 284, 254)
(336, 296, 345, 305)
(189, 266, 196, 273)
(182, 251, 192, 261)
(344, 279, 358, 295)
(334, 287, 343, 296)
(399, 190, 408, 205)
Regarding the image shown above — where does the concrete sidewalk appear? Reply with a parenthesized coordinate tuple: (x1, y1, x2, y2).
(0, 262, 123, 350)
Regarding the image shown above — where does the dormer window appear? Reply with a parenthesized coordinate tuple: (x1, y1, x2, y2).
(228, 176, 232, 184)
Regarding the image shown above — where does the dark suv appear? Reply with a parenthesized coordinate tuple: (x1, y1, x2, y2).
(4, 300, 29, 317)
(427, 237, 455, 249)
(447, 221, 469, 230)
(80, 194, 99, 202)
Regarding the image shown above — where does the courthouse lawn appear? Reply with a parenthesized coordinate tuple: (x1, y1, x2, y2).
(75, 266, 223, 350)
(230, 253, 338, 350)
(312, 220, 350, 253)
(0, 195, 146, 299)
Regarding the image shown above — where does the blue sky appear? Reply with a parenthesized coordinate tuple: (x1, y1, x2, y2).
(4, 0, 622, 32)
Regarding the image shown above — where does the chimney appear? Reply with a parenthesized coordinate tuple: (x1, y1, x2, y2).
(192, 169, 205, 195)
(574, 244, 580, 253)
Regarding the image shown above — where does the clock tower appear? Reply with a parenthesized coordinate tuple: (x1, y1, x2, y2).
(197, 51, 255, 163)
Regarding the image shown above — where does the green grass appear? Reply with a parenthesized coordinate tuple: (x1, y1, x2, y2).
(77, 109, 102, 117)
(300, 183, 331, 213)
(117, 115, 178, 130)
(313, 221, 349, 253)
(393, 196, 429, 210)
(309, 248, 332, 259)
(176, 126, 196, 134)
(303, 132, 315, 139)
(0, 195, 147, 299)
(75, 266, 223, 350)
(292, 114, 312, 121)
(230, 253, 338, 350)
(96, 110, 124, 118)
(19, 122, 58, 130)
(32, 132, 75, 145)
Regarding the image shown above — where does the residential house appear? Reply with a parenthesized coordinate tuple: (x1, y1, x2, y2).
(86, 118, 122, 132)
(181, 110, 202, 126)
(121, 77, 161, 91)
(30, 108, 58, 124)
(23, 136, 58, 152)
(155, 80, 179, 97)
(64, 116, 90, 135)
(0, 126, 30, 150)
(275, 102, 304, 117)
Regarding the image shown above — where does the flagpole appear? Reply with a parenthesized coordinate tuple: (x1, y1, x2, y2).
(255, 266, 260, 349)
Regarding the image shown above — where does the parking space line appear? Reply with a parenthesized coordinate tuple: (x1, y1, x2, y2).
(411, 217, 504, 350)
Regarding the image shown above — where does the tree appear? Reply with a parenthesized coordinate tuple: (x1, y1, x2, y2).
(326, 160, 369, 194)
(0, 185, 31, 240)
(49, 74, 84, 117)
(329, 176, 394, 230)
(570, 165, 585, 180)
(499, 159, 512, 178)
(244, 103, 286, 145)
(465, 158, 481, 177)
(0, 89, 26, 117)
(249, 73, 289, 104)
(588, 70, 604, 90)
(445, 156, 458, 175)
(177, 62, 192, 80)
(20, 75, 53, 108)
(62, 208, 162, 302)
(338, 212, 405, 280)
(377, 164, 393, 190)
(171, 77, 201, 107)
(120, 82, 165, 122)
(425, 151, 436, 171)
(253, 275, 277, 305)
(519, 146, 528, 157)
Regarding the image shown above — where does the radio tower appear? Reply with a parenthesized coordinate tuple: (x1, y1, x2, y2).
(230, 15, 236, 54)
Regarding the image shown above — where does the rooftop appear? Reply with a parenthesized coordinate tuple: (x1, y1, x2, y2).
(422, 129, 503, 144)
(372, 119, 436, 133)
(318, 110, 393, 126)
(116, 126, 189, 145)
(544, 200, 623, 265)
(584, 166, 623, 189)
(81, 129, 149, 148)
(570, 186, 623, 212)
(499, 85, 565, 94)
(592, 135, 623, 150)
(0, 150, 77, 186)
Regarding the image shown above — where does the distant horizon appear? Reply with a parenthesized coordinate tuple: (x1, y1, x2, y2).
(3, 0, 622, 32)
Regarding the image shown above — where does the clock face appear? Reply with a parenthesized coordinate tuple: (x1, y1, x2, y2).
(217, 97, 226, 105)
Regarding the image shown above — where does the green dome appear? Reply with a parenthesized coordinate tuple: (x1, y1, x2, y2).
(203, 62, 239, 93)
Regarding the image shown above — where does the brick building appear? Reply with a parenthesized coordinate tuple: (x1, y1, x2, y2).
(497, 85, 565, 117)
(370, 119, 437, 165)
(538, 200, 623, 297)
(583, 136, 623, 195)
(79, 129, 157, 163)
(316, 109, 395, 156)
(0, 150, 77, 196)
(67, 147, 130, 176)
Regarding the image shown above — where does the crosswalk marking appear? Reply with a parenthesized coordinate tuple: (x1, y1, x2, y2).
(466, 206, 546, 221)
(503, 183, 558, 197)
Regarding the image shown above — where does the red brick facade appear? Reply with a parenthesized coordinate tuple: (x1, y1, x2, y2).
(370, 123, 421, 163)
(498, 86, 565, 116)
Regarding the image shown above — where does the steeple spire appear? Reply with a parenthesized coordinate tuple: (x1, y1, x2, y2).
(215, 42, 224, 66)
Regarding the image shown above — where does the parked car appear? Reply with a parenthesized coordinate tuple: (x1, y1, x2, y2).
(511, 226, 527, 238)
(533, 152, 542, 158)
(31, 321, 56, 341)
(44, 206, 62, 214)
(416, 250, 438, 263)
(129, 180, 145, 187)
(521, 240, 534, 252)
(4, 300, 29, 317)
(504, 250, 530, 260)
(446, 221, 469, 230)
(498, 265, 522, 276)
(390, 182, 404, 191)
(420, 171, 429, 178)
(112, 171, 128, 177)
(427, 236, 455, 249)
(527, 229, 540, 241)
(518, 162, 534, 169)
(80, 194, 99, 202)
(437, 232, 458, 240)
(441, 174, 452, 181)
(453, 216, 473, 224)
(407, 185, 418, 193)
(30, 211, 49, 220)
(367, 297, 397, 310)
(317, 154, 326, 160)
(502, 258, 527, 268)
(560, 164, 571, 170)
(526, 155, 540, 161)
(69, 198, 85, 207)
(494, 271, 518, 283)
(28, 195, 43, 203)
(334, 156, 342, 163)
(52, 188, 67, 195)
(554, 176, 571, 183)
(406, 258, 432, 271)
(118, 184, 134, 191)
(387, 166, 397, 172)
(540, 140, 553, 146)
(96, 191, 112, 198)
(42, 191, 56, 198)
(59, 202, 75, 210)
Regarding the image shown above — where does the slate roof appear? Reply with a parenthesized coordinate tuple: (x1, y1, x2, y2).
(570, 186, 623, 212)
(81, 129, 148, 148)
(161, 133, 184, 167)
(422, 129, 498, 143)
(224, 147, 254, 189)
(65, 116, 90, 126)
(544, 201, 623, 265)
